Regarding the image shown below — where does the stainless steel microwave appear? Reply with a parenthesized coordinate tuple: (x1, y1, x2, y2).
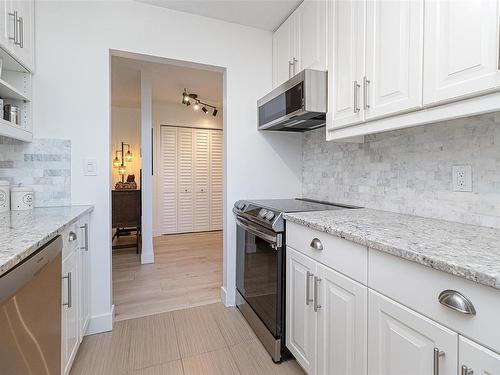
(257, 69, 327, 132)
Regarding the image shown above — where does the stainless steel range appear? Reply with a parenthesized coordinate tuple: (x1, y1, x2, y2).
(233, 198, 358, 362)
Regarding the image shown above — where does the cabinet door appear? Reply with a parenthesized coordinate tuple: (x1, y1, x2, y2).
(273, 17, 293, 87)
(368, 290, 457, 375)
(62, 251, 79, 375)
(78, 215, 91, 341)
(365, 0, 423, 120)
(295, 0, 327, 73)
(209, 130, 222, 231)
(286, 247, 316, 375)
(460, 336, 500, 375)
(423, 0, 500, 105)
(160, 126, 178, 234)
(11, 0, 34, 71)
(316, 264, 367, 375)
(177, 128, 194, 233)
(328, 0, 365, 129)
(0, 1, 12, 51)
(194, 129, 210, 232)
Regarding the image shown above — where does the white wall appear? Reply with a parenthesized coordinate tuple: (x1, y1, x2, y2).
(111, 106, 141, 186)
(34, 0, 302, 333)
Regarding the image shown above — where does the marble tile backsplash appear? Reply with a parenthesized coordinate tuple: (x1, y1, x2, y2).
(0, 137, 71, 207)
(302, 113, 500, 229)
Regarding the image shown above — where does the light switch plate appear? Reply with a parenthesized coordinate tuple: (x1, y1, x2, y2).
(452, 165, 472, 192)
(83, 158, 97, 176)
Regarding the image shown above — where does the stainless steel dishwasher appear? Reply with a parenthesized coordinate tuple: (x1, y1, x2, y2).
(0, 235, 62, 375)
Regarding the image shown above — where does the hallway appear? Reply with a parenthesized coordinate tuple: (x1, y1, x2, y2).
(113, 231, 223, 321)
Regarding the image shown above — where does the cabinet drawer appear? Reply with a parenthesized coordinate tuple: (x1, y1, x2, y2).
(286, 221, 368, 284)
(369, 249, 500, 353)
(62, 221, 79, 259)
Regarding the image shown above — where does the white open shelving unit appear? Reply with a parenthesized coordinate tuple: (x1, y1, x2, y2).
(0, 46, 33, 142)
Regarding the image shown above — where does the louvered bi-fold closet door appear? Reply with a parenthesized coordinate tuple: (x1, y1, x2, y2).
(160, 126, 178, 234)
(209, 130, 223, 231)
(177, 128, 194, 233)
(194, 129, 210, 232)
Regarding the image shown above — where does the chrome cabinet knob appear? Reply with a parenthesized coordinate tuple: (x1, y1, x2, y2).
(68, 231, 77, 242)
(438, 290, 476, 315)
(310, 238, 323, 251)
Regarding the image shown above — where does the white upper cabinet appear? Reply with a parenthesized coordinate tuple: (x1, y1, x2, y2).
(272, 0, 327, 88)
(0, 0, 34, 72)
(364, 0, 424, 120)
(327, 0, 364, 128)
(327, 0, 500, 142)
(11, 0, 34, 71)
(423, 0, 500, 106)
(294, 0, 327, 73)
(273, 16, 293, 88)
(460, 336, 500, 375)
(368, 290, 458, 375)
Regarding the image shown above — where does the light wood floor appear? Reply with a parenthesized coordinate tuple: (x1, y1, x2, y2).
(112, 231, 223, 321)
(71, 303, 305, 375)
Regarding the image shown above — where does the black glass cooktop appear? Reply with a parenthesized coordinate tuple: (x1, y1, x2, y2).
(247, 198, 359, 213)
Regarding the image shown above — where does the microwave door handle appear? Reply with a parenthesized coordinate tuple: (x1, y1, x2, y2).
(235, 218, 278, 246)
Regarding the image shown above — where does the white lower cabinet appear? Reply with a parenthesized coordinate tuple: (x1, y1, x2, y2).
(368, 290, 457, 375)
(286, 247, 317, 375)
(78, 214, 91, 341)
(61, 250, 79, 375)
(316, 264, 367, 375)
(286, 223, 500, 375)
(61, 213, 91, 375)
(460, 336, 500, 375)
(286, 246, 367, 375)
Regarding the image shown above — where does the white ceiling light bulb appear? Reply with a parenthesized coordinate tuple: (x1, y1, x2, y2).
(194, 102, 199, 110)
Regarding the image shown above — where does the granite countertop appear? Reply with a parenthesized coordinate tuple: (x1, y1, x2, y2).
(283, 208, 500, 290)
(0, 205, 94, 277)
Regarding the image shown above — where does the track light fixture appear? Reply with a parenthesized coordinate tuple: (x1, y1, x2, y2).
(181, 89, 219, 117)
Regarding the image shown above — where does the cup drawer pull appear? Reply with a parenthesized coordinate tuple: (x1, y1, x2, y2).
(310, 238, 323, 251)
(438, 290, 476, 315)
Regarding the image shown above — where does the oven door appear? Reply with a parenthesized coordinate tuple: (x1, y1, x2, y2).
(235, 216, 283, 338)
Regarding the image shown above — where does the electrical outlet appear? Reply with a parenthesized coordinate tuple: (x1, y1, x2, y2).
(452, 165, 472, 192)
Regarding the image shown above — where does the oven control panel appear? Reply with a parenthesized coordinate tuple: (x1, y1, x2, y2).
(233, 200, 283, 232)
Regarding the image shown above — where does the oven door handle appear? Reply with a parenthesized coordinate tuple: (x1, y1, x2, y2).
(235, 218, 279, 247)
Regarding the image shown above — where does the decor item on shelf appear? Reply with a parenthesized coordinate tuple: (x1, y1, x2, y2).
(0, 180, 10, 212)
(115, 174, 137, 190)
(181, 89, 218, 117)
(11, 185, 33, 211)
(4, 104, 19, 125)
(112, 141, 133, 183)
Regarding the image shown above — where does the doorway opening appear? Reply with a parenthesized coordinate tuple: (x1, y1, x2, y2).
(110, 53, 224, 321)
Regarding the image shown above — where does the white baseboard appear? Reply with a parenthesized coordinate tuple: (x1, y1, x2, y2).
(220, 286, 227, 306)
(141, 251, 154, 264)
(86, 305, 114, 335)
(221, 286, 236, 307)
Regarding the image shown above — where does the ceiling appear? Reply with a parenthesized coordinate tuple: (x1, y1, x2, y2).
(136, 0, 302, 31)
(111, 56, 223, 108)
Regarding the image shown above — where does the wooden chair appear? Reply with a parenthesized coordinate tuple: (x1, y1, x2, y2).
(112, 190, 141, 253)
